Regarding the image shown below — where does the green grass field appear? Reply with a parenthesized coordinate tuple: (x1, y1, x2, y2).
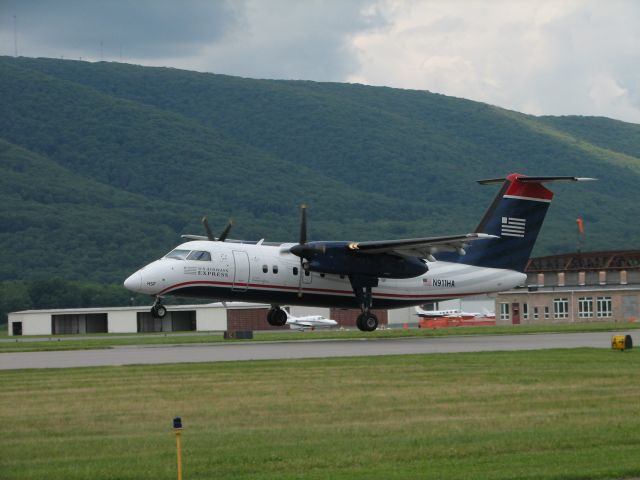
(3, 321, 640, 353)
(1, 348, 639, 479)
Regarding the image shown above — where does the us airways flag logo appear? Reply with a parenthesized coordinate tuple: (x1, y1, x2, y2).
(501, 217, 526, 237)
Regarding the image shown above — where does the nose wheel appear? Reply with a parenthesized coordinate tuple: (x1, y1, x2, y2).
(151, 298, 167, 318)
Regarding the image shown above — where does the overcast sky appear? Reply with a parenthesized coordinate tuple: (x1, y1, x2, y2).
(2, 0, 639, 123)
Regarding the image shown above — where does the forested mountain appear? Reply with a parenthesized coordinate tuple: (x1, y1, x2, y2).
(1, 55, 639, 291)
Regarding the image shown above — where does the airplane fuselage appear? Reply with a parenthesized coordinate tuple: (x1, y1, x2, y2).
(124, 240, 526, 309)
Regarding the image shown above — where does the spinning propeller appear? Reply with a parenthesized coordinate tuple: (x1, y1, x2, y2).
(289, 205, 325, 297)
(183, 217, 233, 242)
(202, 217, 232, 242)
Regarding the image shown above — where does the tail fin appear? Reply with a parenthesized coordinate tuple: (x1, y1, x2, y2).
(437, 174, 595, 272)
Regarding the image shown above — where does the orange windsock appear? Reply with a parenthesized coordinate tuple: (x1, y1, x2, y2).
(576, 217, 584, 234)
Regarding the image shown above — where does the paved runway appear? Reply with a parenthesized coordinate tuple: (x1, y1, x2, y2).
(0, 331, 628, 370)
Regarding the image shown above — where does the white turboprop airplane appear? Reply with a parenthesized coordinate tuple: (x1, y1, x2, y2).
(284, 310, 338, 330)
(124, 174, 594, 332)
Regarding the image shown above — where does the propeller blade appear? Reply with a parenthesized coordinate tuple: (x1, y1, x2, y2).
(219, 220, 233, 242)
(202, 217, 215, 241)
(299, 204, 307, 245)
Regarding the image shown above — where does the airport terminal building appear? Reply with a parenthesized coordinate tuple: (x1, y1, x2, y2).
(496, 250, 640, 325)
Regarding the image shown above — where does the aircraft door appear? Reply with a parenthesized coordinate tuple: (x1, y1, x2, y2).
(232, 251, 250, 291)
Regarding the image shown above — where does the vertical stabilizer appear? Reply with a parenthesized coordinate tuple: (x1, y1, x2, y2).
(437, 174, 593, 272)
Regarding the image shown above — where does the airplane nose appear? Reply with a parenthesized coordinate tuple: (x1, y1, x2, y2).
(123, 271, 142, 292)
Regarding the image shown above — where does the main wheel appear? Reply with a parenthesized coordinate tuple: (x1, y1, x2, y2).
(356, 312, 378, 332)
(267, 308, 287, 327)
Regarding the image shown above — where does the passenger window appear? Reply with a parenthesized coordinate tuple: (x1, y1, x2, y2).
(293, 267, 298, 276)
(304, 270, 310, 277)
(165, 249, 190, 260)
(262, 265, 268, 273)
(187, 251, 211, 261)
(272, 265, 278, 274)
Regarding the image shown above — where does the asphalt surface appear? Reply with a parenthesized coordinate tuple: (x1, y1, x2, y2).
(0, 331, 629, 370)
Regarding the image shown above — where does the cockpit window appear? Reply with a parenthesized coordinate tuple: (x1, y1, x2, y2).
(165, 249, 191, 260)
(187, 250, 211, 261)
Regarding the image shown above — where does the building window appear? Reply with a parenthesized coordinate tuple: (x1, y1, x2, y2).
(599, 271, 607, 285)
(578, 271, 586, 286)
(578, 297, 593, 318)
(500, 303, 510, 321)
(533, 307, 539, 320)
(557, 272, 565, 287)
(553, 298, 569, 319)
(544, 306, 550, 319)
(537, 273, 545, 286)
(597, 296, 612, 317)
(620, 270, 628, 285)
(522, 303, 528, 320)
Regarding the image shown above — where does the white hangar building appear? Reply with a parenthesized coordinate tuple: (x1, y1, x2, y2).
(9, 302, 273, 336)
(7, 297, 494, 336)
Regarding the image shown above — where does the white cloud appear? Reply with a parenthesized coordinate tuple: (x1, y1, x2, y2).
(1, 0, 638, 123)
(182, 0, 387, 81)
(348, 0, 640, 123)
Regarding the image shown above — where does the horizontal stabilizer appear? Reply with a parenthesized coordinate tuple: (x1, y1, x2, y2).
(478, 176, 596, 185)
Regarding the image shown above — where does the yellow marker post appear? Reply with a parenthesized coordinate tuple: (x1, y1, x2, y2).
(173, 417, 183, 480)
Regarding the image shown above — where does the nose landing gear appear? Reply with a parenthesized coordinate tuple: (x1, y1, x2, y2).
(151, 297, 167, 318)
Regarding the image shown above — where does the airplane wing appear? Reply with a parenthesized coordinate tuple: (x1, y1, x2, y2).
(180, 234, 262, 245)
(181, 234, 209, 241)
(287, 319, 316, 328)
(346, 233, 496, 258)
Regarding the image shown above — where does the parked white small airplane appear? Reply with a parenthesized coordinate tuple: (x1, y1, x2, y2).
(124, 174, 594, 332)
(414, 306, 480, 319)
(481, 308, 496, 319)
(285, 310, 338, 330)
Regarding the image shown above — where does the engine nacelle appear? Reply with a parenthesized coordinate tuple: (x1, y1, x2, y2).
(304, 242, 428, 279)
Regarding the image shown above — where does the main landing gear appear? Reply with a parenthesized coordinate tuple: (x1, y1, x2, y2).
(350, 275, 379, 332)
(151, 297, 167, 319)
(356, 311, 379, 332)
(267, 306, 288, 327)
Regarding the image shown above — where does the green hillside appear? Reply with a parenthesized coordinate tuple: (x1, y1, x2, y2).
(1, 56, 639, 289)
